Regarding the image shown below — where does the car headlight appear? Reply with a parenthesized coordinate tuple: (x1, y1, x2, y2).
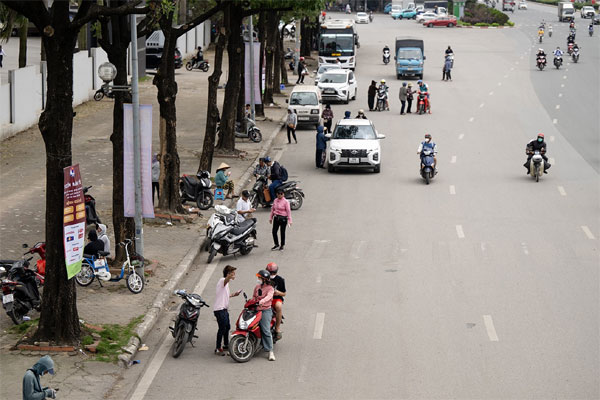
(373, 152, 379, 161)
(319, 57, 324, 63)
(349, 57, 354, 64)
(311, 109, 319, 114)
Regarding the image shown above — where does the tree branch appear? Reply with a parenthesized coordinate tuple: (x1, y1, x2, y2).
(242, 6, 293, 18)
(71, 0, 148, 31)
(173, 1, 225, 38)
(0, 0, 50, 29)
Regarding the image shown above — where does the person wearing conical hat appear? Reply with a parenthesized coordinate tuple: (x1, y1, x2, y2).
(215, 162, 235, 199)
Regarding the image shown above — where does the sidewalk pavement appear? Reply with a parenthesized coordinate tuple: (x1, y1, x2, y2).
(0, 46, 296, 399)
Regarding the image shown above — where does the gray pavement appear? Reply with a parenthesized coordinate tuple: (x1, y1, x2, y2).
(110, 9, 598, 400)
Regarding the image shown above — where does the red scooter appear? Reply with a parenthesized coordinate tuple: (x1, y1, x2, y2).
(23, 243, 46, 285)
(229, 292, 278, 363)
(567, 43, 574, 55)
(417, 91, 429, 115)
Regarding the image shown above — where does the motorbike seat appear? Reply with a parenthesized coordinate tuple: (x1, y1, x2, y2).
(231, 219, 254, 235)
(278, 181, 297, 190)
(0, 260, 17, 265)
(98, 251, 110, 257)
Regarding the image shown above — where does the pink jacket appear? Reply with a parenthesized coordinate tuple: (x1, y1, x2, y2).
(269, 197, 292, 224)
(252, 284, 274, 311)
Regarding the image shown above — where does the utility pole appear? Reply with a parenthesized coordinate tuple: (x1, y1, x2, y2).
(249, 14, 256, 120)
(130, 14, 144, 257)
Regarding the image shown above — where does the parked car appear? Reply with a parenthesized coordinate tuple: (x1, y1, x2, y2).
(355, 12, 369, 23)
(424, 15, 457, 27)
(594, 14, 600, 24)
(416, 11, 439, 23)
(146, 47, 183, 70)
(326, 119, 385, 173)
(317, 69, 358, 104)
(581, 6, 595, 18)
(415, 5, 425, 15)
(518, 1, 527, 9)
(314, 64, 343, 86)
(394, 9, 418, 19)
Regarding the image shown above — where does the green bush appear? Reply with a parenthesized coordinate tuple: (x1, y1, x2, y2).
(475, 22, 488, 26)
(491, 22, 500, 26)
(507, 21, 515, 26)
(462, 3, 509, 25)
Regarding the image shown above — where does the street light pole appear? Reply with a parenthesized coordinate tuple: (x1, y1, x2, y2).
(249, 14, 256, 120)
(130, 14, 144, 257)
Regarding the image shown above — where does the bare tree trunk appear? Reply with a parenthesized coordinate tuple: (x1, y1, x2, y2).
(279, 28, 288, 85)
(178, 0, 187, 24)
(18, 20, 27, 68)
(301, 17, 311, 56)
(236, 36, 245, 124)
(198, 29, 227, 173)
(273, 12, 283, 95)
(262, 11, 277, 105)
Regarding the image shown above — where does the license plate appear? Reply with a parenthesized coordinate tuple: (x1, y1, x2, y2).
(349, 158, 359, 164)
(94, 259, 106, 268)
(324, 89, 335, 93)
(3, 294, 13, 304)
(298, 116, 309, 121)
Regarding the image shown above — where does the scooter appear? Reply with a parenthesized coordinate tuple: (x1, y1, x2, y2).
(417, 91, 429, 115)
(229, 292, 279, 363)
(548, 29, 552, 37)
(204, 205, 238, 251)
(179, 171, 213, 210)
(170, 289, 209, 358)
(93, 83, 115, 101)
(536, 55, 546, 70)
(369, 11, 374, 22)
(553, 55, 562, 69)
(249, 175, 304, 210)
(1, 259, 41, 325)
(567, 43, 574, 55)
(185, 59, 210, 72)
(589, 27, 594, 37)
(420, 148, 437, 185)
(83, 186, 101, 225)
(571, 48, 579, 63)
(527, 150, 546, 182)
(216, 118, 262, 143)
(375, 88, 388, 111)
(383, 49, 390, 65)
(207, 218, 257, 263)
(22, 243, 46, 286)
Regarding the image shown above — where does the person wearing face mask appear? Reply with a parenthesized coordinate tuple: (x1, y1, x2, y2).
(417, 133, 438, 171)
(524, 133, 551, 174)
(266, 262, 286, 340)
(23, 355, 57, 399)
(253, 269, 275, 361)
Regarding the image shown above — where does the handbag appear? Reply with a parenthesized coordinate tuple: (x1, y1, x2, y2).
(274, 214, 288, 223)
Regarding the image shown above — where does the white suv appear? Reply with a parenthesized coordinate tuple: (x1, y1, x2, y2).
(317, 69, 358, 104)
(326, 119, 385, 173)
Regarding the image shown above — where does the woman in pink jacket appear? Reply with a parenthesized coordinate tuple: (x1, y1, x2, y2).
(269, 188, 292, 251)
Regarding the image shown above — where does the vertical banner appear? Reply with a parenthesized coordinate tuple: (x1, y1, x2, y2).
(124, 104, 154, 218)
(63, 164, 86, 280)
(244, 41, 262, 105)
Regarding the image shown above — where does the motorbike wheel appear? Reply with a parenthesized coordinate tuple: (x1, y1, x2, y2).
(201, 63, 210, 72)
(75, 262, 95, 287)
(535, 165, 540, 182)
(425, 173, 430, 185)
(8, 307, 25, 325)
(196, 191, 214, 210)
(229, 335, 254, 363)
(207, 247, 217, 263)
(171, 327, 189, 358)
(249, 129, 262, 143)
(126, 272, 144, 294)
(185, 62, 193, 71)
(94, 91, 104, 101)
(289, 190, 303, 210)
(240, 244, 253, 256)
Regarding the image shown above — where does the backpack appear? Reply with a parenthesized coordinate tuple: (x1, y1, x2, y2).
(279, 165, 289, 182)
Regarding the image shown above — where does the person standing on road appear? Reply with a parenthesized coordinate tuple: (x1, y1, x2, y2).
(0, 45, 6, 68)
(443, 56, 452, 81)
(213, 265, 241, 356)
(270, 188, 292, 251)
(367, 80, 377, 111)
(321, 104, 333, 133)
(406, 83, 415, 114)
(286, 109, 298, 144)
(152, 154, 160, 204)
(23, 355, 57, 400)
(315, 125, 329, 168)
(296, 57, 306, 84)
(266, 262, 286, 340)
(399, 82, 408, 115)
(253, 269, 275, 361)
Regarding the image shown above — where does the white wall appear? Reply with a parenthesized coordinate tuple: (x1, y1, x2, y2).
(73, 51, 94, 106)
(0, 83, 10, 126)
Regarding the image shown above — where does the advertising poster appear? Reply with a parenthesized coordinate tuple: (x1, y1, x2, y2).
(63, 164, 86, 279)
(123, 104, 154, 218)
(244, 41, 262, 105)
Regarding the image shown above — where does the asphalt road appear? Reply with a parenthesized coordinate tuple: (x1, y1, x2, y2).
(112, 9, 599, 400)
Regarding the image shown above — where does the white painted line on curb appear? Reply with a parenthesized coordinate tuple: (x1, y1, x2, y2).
(581, 226, 596, 240)
(557, 186, 567, 196)
(458, 133, 465, 140)
(451, 155, 457, 164)
(558, 93, 563, 98)
(483, 315, 499, 342)
(456, 225, 465, 239)
(449, 185, 456, 195)
(479, 103, 485, 108)
(130, 262, 219, 400)
(550, 135, 555, 142)
(553, 118, 558, 124)
(521, 242, 529, 255)
(469, 117, 474, 122)
(313, 313, 325, 339)
(555, 104, 560, 110)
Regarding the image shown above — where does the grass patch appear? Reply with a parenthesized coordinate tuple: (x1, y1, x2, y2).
(94, 314, 144, 363)
(8, 318, 39, 335)
(81, 335, 94, 346)
(138, 75, 152, 83)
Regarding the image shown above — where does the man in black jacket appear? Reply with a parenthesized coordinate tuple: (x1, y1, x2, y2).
(524, 133, 551, 173)
(267, 158, 283, 201)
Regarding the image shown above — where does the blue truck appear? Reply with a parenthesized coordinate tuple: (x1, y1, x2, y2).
(394, 38, 425, 79)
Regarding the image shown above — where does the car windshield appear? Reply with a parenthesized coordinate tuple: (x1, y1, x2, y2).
(357, 12, 367, 17)
(290, 92, 318, 106)
(319, 34, 354, 53)
(333, 124, 377, 140)
(397, 49, 422, 59)
(318, 65, 340, 74)
(320, 73, 347, 84)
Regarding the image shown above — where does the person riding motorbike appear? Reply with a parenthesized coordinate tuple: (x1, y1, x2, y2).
(569, 21, 574, 29)
(355, 109, 368, 119)
(191, 46, 204, 68)
(538, 27, 544, 40)
(548, 24, 553, 37)
(417, 80, 431, 114)
(417, 134, 437, 171)
(253, 269, 275, 361)
(536, 48, 547, 66)
(524, 133, 550, 174)
(378, 79, 389, 111)
(553, 47, 563, 58)
(266, 262, 286, 340)
(589, 23, 594, 36)
(382, 45, 391, 63)
(567, 33, 575, 45)
(572, 43, 579, 53)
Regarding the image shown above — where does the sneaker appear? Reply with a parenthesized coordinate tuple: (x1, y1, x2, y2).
(215, 348, 225, 356)
(275, 331, 283, 340)
(279, 246, 285, 251)
(268, 351, 276, 361)
(271, 245, 279, 251)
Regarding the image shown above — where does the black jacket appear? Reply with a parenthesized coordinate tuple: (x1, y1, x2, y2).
(527, 139, 546, 153)
(270, 161, 282, 181)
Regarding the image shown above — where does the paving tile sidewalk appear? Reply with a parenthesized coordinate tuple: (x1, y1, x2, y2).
(0, 47, 292, 399)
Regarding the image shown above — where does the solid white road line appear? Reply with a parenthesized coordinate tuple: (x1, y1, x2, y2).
(555, 105, 560, 110)
(469, 117, 474, 122)
(449, 185, 456, 195)
(130, 262, 219, 400)
(581, 226, 596, 240)
(313, 313, 325, 339)
(458, 133, 465, 140)
(553, 118, 558, 124)
(451, 155, 457, 164)
(483, 315, 499, 342)
(456, 225, 465, 239)
(557, 186, 567, 196)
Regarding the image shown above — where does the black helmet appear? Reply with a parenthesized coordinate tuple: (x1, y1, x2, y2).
(256, 269, 270, 281)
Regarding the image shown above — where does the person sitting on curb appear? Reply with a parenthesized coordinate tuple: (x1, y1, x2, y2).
(214, 162, 236, 199)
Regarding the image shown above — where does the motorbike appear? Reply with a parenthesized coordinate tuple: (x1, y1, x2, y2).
(22, 243, 46, 286)
(284, 47, 294, 60)
(1, 259, 41, 324)
(204, 205, 238, 251)
(528, 150, 545, 182)
(571, 48, 579, 63)
(83, 186, 101, 225)
(538, 33, 543, 43)
(249, 175, 304, 210)
(589, 27, 594, 37)
(376, 88, 388, 111)
(229, 292, 279, 363)
(420, 148, 437, 185)
(417, 91, 428, 115)
(383, 49, 390, 65)
(93, 83, 115, 101)
(217, 118, 262, 143)
(170, 289, 209, 358)
(553, 56, 562, 69)
(185, 59, 210, 72)
(536, 55, 546, 71)
(369, 11, 374, 22)
(567, 43, 574, 55)
(207, 218, 258, 263)
(548, 29, 552, 37)
(179, 170, 213, 210)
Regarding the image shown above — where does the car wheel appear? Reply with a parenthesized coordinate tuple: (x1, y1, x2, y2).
(327, 163, 334, 173)
(448, 23, 454, 27)
(428, 23, 433, 27)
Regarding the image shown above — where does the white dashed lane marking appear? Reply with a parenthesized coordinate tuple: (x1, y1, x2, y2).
(581, 226, 596, 240)
(555, 105, 560, 110)
(469, 117, 474, 122)
(458, 133, 465, 140)
(553, 118, 558, 124)
(563, 75, 567, 79)
(558, 93, 563, 98)
(489, 91, 494, 96)
(479, 103, 485, 108)
(483, 315, 499, 342)
(557, 186, 567, 196)
(450, 155, 457, 164)
(313, 313, 325, 339)
(550, 136, 555, 142)
(521, 242, 529, 255)
(449, 185, 456, 195)
(456, 225, 465, 239)
(561, 83, 565, 88)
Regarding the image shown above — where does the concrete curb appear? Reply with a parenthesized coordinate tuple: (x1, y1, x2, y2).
(118, 110, 287, 368)
(456, 25, 514, 28)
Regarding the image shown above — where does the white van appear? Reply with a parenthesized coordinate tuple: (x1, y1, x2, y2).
(286, 86, 322, 128)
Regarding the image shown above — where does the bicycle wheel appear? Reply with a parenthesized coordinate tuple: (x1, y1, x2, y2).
(75, 261, 95, 286)
(126, 272, 144, 293)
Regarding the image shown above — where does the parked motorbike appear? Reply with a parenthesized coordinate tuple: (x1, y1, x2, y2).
(22, 243, 46, 286)
(528, 150, 545, 182)
(284, 47, 294, 60)
(1, 259, 41, 324)
(179, 171, 214, 210)
(93, 83, 115, 101)
(83, 186, 101, 225)
(382, 49, 390, 65)
(207, 218, 257, 263)
(170, 289, 209, 358)
(229, 292, 279, 363)
(553, 56, 562, 69)
(204, 205, 238, 251)
(417, 91, 428, 114)
(536, 55, 546, 71)
(217, 118, 262, 143)
(419, 149, 437, 185)
(376, 88, 387, 111)
(571, 48, 579, 63)
(185, 59, 210, 72)
(249, 175, 304, 210)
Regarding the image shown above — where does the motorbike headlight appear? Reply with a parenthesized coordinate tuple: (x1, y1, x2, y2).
(239, 319, 249, 330)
